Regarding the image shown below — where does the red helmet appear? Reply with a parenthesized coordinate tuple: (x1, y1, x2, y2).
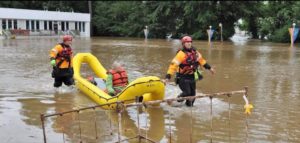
(181, 36, 192, 43)
(63, 35, 73, 42)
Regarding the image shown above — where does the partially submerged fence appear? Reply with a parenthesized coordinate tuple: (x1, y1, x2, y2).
(40, 87, 252, 143)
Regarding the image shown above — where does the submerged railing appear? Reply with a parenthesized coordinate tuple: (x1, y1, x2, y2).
(40, 86, 252, 143)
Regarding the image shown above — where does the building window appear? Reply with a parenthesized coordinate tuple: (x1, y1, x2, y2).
(31, 20, 35, 31)
(79, 22, 81, 32)
(49, 21, 52, 30)
(44, 21, 47, 30)
(26, 20, 29, 30)
(36, 21, 40, 30)
(8, 19, 12, 29)
(82, 22, 85, 32)
(53, 21, 57, 31)
(75, 22, 77, 30)
(13, 20, 17, 29)
(66, 22, 69, 30)
(61, 21, 65, 31)
(2, 19, 6, 30)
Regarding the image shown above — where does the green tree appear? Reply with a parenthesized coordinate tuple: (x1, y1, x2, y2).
(3, 1, 298, 42)
(256, 1, 297, 42)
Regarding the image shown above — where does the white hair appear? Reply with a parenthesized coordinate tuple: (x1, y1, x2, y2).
(112, 61, 122, 69)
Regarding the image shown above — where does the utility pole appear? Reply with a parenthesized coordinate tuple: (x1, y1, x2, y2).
(88, 1, 92, 36)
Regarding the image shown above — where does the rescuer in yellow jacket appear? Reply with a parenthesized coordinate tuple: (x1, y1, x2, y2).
(164, 36, 215, 107)
(49, 35, 74, 88)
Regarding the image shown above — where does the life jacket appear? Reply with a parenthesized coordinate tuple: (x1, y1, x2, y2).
(56, 43, 72, 68)
(178, 47, 199, 74)
(109, 68, 128, 87)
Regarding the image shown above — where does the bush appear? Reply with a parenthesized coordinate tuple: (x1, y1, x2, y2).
(269, 25, 290, 43)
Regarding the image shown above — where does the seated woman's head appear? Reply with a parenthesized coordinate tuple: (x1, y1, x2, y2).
(87, 75, 94, 81)
(112, 61, 123, 71)
(87, 75, 97, 85)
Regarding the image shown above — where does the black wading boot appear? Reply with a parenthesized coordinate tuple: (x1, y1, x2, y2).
(185, 99, 195, 107)
(177, 94, 184, 102)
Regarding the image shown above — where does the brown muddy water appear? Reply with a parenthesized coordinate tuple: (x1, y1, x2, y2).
(0, 37, 299, 143)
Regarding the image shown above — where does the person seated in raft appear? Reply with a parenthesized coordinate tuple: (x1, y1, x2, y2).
(106, 61, 129, 96)
(87, 75, 97, 86)
(94, 77, 107, 90)
(87, 75, 107, 90)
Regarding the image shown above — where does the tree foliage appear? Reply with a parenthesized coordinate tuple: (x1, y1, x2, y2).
(253, 1, 299, 42)
(92, 1, 253, 40)
(1, 1, 299, 42)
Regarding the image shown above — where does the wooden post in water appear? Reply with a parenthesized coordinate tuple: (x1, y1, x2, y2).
(207, 25, 212, 45)
(40, 114, 47, 143)
(144, 26, 149, 40)
(219, 23, 223, 42)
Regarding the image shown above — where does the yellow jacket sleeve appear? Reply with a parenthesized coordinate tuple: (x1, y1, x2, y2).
(196, 51, 207, 66)
(167, 51, 186, 75)
(49, 45, 62, 59)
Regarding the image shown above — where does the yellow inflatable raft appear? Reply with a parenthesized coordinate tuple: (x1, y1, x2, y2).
(73, 53, 165, 110)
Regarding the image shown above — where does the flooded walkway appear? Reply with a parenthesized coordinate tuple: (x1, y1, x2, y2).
(0, 37, 299, 142)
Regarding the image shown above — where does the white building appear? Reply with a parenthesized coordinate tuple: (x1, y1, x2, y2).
(0, 8, 90, 37)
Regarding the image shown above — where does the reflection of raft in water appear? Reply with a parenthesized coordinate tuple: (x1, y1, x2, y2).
(73, 53, 165, 110)
(107, 107, 165, 142)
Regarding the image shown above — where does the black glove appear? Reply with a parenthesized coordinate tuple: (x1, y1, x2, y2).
(203, 63, 211, 70)
(165, 74, 171, 80)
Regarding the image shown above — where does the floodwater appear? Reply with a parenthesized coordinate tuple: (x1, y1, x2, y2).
(0, 36, 299, 143)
